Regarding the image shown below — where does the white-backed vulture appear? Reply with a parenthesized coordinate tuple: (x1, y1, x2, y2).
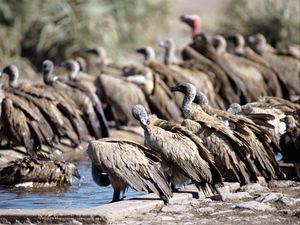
(0, 153, 80, 187)
(171, 83, 262, 184)
(96, 73, 150, 126)
(211, 35, 268, 102)
(87, 138, 173, 203)
(159, 39, 225, 110)
(126, 68, 182, 122)
(226, 34, 287, 99)
(42, 60, 109, 139)
(86, 46, 123, 77)
(193, 91, 284, 180)
(248, 34, 300, 98)
(61, 60, 109, 138)
(132, 104, 223, 194)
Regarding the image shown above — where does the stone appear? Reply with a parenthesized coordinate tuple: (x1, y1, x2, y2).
(161, 216, 175, 221)
(196, 207, 214, 214)
(234, 200, 276, 211)
(255, 192, 284, 203)
(211, 191, 252, 201)
(161, 204, 189, 213)
(257, 177, 268, 186)
(211, 209, 234, 216)
(240, 183, 270, 194)
(223, 182, 241, 192)
(64, 219, 83, 225)
(278, 196, 300, 206)
(294, 208, 300, 217)
(220, 192, 252, 201)
(268, 180, 295, 188)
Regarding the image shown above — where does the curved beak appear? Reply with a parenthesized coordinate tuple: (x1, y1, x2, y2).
(136, 48, 146, 54)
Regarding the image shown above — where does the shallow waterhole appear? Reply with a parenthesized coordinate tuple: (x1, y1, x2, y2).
(0, 156, 145, 209)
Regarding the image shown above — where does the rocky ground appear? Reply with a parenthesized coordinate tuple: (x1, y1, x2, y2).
(115, 179, 300, 225)
(0, 178, 299, 225)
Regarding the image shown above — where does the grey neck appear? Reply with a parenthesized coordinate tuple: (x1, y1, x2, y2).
(164, 44, 175, 65)
(68, 61, 80, 81)
(182, 87, 196, 118)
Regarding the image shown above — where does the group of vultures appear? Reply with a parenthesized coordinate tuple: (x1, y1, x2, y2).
(0, 15, 299, 203)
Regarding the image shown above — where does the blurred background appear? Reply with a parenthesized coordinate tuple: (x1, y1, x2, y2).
(0, 0, 299, 79)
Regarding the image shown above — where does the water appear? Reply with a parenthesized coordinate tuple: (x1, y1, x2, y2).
(0, 158, 145, 209)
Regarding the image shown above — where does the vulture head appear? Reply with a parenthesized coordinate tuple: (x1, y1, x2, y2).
(210, 35, 227, 55)
(61, 59, 80, 81)
(226, 33, 245, 56)
(159, 39, 176, 65)
(171, 83, 197, 116)
(132, 104, 149, 127)
(194, 91, 209, 107)
(86, 46, 107, 64)
(281, 115, 296, 130)
(136, 46, 156, 62)
(1, 65, 19, 88)
(69, 162, 81, 180)
(76, 57, 87, 72)
(126, 68, 154, 94)
(180, 14, 201, 37)
(227, 103, 242, 114)
(247, 33, 267, 55)
(42, 60, 57, 85)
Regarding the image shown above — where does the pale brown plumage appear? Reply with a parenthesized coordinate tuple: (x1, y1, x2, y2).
(132, 104, 223, 194)
(171, 83, 262, 184)
(248, 34, 300, 98)
(159, 40, 225, 110)
(96, 73, 150, 126)
(87, 138, 172, 203)
(126, 69, 182, 122)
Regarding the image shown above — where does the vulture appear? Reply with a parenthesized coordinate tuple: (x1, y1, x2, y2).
(193, 91, 284, 180)
(132, 104, 223, 194)
(95, 72, 150, 126)
(171, 83, 262, 184)
(86, 46, 123, 77)
(248, 33, 300, 99)
(226, 34, 286, 99)
(0, 65, 80, 154)
(87, 138, 173, 203)
(0, 153, 80, 187)
(42, 60, 109, 139)
(210, 35, 268, 102)
(159, 39, 225, 109)
(61, 60, 109, 138)
(280, 116, 300, 180)
(126, 67, 182, 122)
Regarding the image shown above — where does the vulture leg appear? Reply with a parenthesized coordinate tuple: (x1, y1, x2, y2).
(112, 190, 121, 202)
(295, 163, 300, 179)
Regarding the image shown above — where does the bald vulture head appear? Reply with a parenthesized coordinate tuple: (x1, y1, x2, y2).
(136, 46, 156, 62)
(180, 14, 201, 37)
(247, 33, 267, 55)
(226, 34, 245, 56)
(126, 68, 154, 94)
(1, 65, 19, 88)
(42, 60, 57, 85)
(227, 103, 242, 115)
(171, 83, 197, 116)
(61, 59, 80, 81)
(76, 57, 87, 72)
(282, 115, 296, 130)
(86, 46, 107, 64)
(193, 91, 209, 107)
(159, 39, 176, 65)
(132, 104, 149, 127)
(210, 35, 227, 55)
